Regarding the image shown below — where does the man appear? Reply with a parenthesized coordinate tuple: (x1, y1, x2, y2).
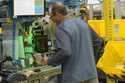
(42, 2, 98, 83)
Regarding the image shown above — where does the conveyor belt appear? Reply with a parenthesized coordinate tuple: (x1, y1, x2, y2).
(17, 65, 61, 83)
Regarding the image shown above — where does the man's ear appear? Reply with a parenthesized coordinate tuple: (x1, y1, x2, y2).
(55, 12, 59, 16)
(56, 12, 63, 17)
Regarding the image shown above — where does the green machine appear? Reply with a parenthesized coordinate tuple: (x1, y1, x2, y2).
(16, 16, 61, 83)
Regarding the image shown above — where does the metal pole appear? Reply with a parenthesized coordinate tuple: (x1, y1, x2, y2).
(0, 23, 3, 59)
(101, 2, 104, 19)
(89, 4, 93, 19)
(12, 17, 16, 60)
(104, 0, 113, 40)
(115, 0, 121, 19)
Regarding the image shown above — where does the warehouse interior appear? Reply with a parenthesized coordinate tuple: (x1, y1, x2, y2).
(0, 0, 125, 83)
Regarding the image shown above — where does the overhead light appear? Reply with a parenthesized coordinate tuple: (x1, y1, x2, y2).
(88, 0, 100, 4)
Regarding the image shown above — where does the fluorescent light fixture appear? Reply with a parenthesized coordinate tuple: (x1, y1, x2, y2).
(88, 0, 100, 4)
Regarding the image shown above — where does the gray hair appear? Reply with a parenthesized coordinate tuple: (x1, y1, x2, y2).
(51, 2, 68, 16)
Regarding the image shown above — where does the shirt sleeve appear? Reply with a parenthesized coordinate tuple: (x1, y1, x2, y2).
(48, 28, 72, 65)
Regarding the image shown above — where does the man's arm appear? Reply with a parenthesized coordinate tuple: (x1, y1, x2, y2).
(48, 29, 72, 65)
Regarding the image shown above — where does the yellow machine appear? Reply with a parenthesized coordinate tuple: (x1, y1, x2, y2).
(88, 0, 125, 83)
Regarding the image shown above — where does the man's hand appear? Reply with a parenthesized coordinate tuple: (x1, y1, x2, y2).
(41, 55, 48, 65)
(33, 53, 48, 65)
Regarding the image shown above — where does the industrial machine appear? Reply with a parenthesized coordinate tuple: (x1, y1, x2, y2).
(0, 0, 61, 83)
(88, 0, 125, 83)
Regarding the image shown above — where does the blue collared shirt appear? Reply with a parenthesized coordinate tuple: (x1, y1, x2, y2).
(49, 17, 98, 83)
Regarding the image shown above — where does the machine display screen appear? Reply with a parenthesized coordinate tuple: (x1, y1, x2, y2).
(14, 0, 45, 16)
(48, 40, 52, 47)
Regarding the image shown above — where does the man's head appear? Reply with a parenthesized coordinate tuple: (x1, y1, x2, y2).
(50, 2, 68, 25)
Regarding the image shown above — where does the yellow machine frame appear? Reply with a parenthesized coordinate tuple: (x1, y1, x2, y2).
(88, 0, 125, 83)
